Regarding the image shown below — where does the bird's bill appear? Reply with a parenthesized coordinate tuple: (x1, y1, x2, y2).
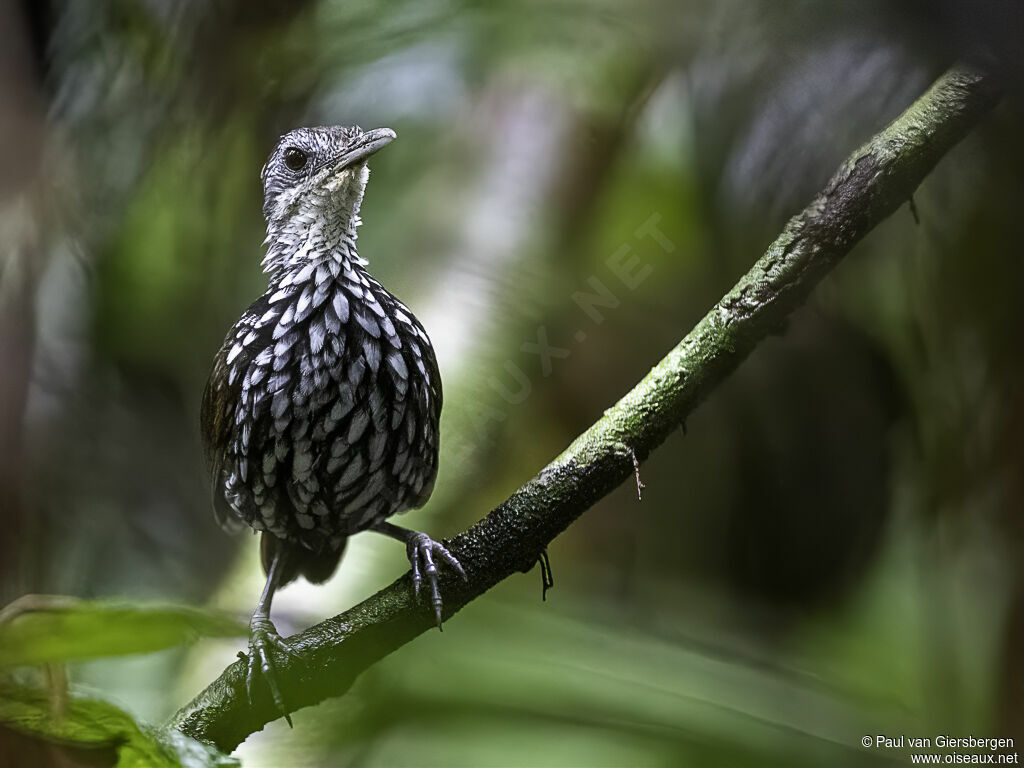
(335, 128, 396, 171)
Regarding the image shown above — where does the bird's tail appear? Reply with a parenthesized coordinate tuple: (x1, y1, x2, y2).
(260, 533, 347, 586)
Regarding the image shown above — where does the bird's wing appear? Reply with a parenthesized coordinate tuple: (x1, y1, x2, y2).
(200, 344, 232, 474)
(407, 321, 444, 511)
(201, 295, 272, 533)
(201, 339, 247, 533)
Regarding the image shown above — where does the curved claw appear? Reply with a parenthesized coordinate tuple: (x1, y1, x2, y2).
(245, 619, 297, 728)
(405, 533, 466, 629)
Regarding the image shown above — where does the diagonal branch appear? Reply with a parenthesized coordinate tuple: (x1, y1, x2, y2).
(170, 65, 1001, 752)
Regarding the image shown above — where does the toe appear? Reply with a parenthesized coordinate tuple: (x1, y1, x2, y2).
(270, 635, 301, 662)
(245, 653, 258, 703)
(245, 626, 296, 725)
(257, 640, 293, 725)
(419, 548, 444, 627)
(402, 533, 466, 626)
(434, 543, 467, 581)
(409, 547, 423, 602)
(420, 545, 439, 585)
(429, 581, 443, 628)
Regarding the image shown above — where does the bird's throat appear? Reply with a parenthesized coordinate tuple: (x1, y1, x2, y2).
(261, 210, 366, 281)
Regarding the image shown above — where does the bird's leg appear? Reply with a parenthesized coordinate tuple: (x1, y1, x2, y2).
(245, 547, 299, 726)
(370, 521, 467, 628)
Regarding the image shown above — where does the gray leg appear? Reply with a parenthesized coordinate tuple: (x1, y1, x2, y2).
(371, 521, 466, 628)
(245, 547, 299, 726)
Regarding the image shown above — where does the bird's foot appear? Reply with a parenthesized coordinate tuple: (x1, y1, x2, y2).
(405, 533, 467, 629)
(243, 617, 299, 727)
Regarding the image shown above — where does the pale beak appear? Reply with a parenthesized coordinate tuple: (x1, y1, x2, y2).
(335, 128, 396, 170)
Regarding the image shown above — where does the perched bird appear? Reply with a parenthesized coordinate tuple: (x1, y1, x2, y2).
(201, 125, 464, 719)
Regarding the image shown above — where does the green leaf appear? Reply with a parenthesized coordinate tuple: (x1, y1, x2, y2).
(0, 682, 238, 768)
(0, 598, 245, 667)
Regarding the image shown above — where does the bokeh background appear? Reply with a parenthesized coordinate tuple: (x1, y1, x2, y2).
(3, 1, 1024, 766)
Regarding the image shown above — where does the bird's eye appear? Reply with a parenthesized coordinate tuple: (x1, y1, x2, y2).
(283, 147, 308, 171)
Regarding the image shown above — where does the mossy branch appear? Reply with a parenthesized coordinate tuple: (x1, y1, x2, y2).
(170, 65, 1001, 752)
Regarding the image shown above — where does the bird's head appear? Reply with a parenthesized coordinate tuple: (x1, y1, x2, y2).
(260, 125, 395, 267)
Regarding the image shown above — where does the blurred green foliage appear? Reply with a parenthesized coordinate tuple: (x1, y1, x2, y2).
(0, 599, 244, 667)
(1, 682, 237, 767)
(3, 0, 1024, 765)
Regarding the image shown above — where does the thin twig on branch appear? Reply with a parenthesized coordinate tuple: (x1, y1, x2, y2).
(169, 65, 1001, 752)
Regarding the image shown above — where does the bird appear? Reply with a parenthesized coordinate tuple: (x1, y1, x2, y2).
(201, 125, 465, 720)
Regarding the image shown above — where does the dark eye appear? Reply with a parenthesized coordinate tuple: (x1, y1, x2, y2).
(283, 147, 308, 171)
